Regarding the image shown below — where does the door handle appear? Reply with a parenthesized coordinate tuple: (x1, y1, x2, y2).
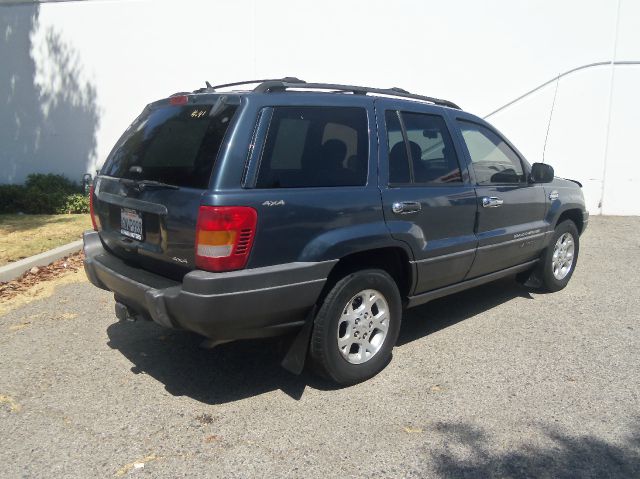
(482, 196, 504, 208)
(392, 201, 422, 214)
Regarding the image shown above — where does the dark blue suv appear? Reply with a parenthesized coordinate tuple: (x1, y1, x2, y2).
(84, 78, 588, 385)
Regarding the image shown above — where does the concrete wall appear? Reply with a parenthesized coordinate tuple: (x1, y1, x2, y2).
(1, 0, 638, 214)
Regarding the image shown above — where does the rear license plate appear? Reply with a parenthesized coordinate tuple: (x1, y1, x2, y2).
(120, 208, 143, 241)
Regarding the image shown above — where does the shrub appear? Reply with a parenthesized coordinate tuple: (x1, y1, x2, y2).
(0, 184, 27, 214)
(24, 173, 79, 195)
(58, 193, 90, 214)
(0, 174, 88, 214)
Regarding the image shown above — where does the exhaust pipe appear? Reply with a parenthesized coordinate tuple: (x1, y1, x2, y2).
(115, 302, 138, 322)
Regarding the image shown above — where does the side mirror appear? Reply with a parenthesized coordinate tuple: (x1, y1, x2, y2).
(530, 162, 554, 183)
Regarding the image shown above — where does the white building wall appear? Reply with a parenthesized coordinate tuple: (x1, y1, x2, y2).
(1, 0, 638, 214)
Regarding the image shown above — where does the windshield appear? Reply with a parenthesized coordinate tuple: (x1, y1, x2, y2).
(101, 101, 238, 188)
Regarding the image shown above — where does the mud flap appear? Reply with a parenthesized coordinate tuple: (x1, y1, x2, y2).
(280, 306, 316, 375)
(516, 264, 542, 289)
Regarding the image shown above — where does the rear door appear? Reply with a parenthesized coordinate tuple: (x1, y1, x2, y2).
(449, 113, 547, 278)
(376, 99, 478, 294)
(93, 96, 239, 278)
(226, 96, 384, 269)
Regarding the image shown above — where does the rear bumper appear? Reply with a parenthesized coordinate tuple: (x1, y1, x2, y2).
(83, 231, 334, 340)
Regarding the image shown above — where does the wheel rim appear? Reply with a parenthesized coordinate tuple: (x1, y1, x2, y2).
(551, 232, 575, 280)
(336, 289, 390, 365)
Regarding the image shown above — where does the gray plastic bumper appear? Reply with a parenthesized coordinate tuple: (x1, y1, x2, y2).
(83, 231, 334, 340)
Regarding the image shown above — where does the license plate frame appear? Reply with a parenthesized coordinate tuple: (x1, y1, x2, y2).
(120, 208, 144, 241)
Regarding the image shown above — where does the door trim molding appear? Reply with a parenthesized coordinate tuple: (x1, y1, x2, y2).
(410, 248, 476, 265)
(477, 231, 549, 251)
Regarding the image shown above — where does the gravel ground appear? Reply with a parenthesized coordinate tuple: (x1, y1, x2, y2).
(1, 216, 639, 478)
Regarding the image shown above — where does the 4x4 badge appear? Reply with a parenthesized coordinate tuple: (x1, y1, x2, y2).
(262, 200, 285, 207)
(549, 191, 559, 201)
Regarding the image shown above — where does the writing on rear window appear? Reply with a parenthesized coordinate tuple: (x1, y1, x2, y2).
(190, 109, 208, 118)
(101, 102, 237, 189)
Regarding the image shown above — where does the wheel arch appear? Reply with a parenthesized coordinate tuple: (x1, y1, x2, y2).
(318, 247, 414, 307)
(556, 208, 584, 234)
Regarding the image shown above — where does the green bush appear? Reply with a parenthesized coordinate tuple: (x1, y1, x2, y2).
(25, 173, 79, 195)
(0, 174, 88, 214)
(58, 193, 90, 214)
(0, 184, 27, 214)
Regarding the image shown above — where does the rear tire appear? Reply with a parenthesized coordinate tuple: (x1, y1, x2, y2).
(309, 269, 402, 386)
(536, 220, 580, 292)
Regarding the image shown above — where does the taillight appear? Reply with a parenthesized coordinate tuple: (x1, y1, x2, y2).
(195, 206, 257, 272)
(89, 183, 100, 231)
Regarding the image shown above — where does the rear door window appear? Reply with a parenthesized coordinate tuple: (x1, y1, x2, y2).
(402, 113, 462, 184)
(256, 106, 368, 188)
(386, 111, 411, 184)
(385, 110, 462, 185)
(101, 101, 238, 189)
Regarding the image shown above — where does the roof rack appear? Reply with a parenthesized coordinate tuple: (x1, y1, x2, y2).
(193, 77, 305, 93)
(253, 79, 460, 109)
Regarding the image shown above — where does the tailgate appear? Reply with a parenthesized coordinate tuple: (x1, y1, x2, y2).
(93, 96, 238, 278)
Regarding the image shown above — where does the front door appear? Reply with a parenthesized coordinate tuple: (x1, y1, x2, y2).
(376, 100, 478, 294)
(451, 116, 547, 278)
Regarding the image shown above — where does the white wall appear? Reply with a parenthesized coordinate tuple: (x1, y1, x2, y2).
(1, 0, 638, 214)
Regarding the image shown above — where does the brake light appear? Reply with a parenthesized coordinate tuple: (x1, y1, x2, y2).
(169, 95, 188, 105)
(195, 206, 257, 272)
(89, 183, 100, 231)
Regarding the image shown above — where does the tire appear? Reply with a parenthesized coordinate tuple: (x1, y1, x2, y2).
(536, 220, 580, 292)
(309, 269, 402, 386)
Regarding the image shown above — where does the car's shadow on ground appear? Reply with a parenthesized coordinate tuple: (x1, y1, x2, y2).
(398, 277, 533, 346)
(106, 277, 533, 405)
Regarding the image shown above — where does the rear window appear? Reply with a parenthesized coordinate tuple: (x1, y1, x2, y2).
(256, 106, 368, 188)
(101, 101, 238, 188)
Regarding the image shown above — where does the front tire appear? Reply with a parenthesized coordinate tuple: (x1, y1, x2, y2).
(537, 220, 580, 292)
(309, 269, 402, 386)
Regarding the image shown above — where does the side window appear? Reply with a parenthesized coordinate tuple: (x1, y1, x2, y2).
(385, 111, 410, 184)
(402, 113, 462, 184)
(268, 118, 309, 170)
(457, 120, 525, 185)
(256, 107, 368, 188)
(385, 110, 462, 185)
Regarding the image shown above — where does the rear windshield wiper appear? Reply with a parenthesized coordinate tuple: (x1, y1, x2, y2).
(136, 180, 179, 190)
(118, 178, 179, 190)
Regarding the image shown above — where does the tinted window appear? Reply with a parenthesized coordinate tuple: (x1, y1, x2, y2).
(385, 110, 461, 185)
(256, 107, 368, 188)
(402, 113, 462, 184)
(458, 120, 525, 184)
(386, 111, 410, 184)
(102, 101, 237, 188)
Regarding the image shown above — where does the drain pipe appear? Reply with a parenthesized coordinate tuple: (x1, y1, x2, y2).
(599, 0, 622, 214)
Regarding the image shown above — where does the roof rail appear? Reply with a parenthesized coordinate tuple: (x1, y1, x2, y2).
(253, 79, 460, 109)
(193, 77, 305, 93)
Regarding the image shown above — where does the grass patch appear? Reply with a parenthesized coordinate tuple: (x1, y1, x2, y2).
(0, 214, 91, 266)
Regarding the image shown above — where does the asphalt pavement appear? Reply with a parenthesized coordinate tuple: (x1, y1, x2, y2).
(1, 216, 639, 478)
